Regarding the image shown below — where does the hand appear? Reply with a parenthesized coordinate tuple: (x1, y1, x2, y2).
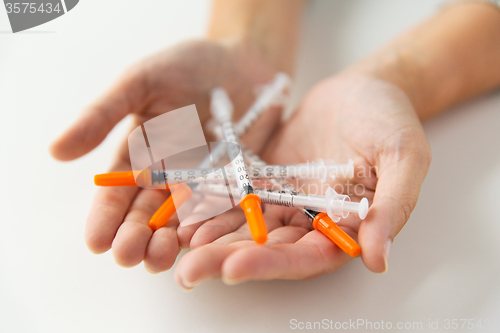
(50, 40, 283, 272)
(174, 72, 431, 288)
(173, 0, 500, 287)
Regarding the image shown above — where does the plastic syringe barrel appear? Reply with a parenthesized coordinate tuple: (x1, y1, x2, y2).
(210, 87, 268, 244)
(200, 73, 290, 169)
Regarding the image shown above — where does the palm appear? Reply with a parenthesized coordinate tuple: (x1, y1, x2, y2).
(174, 74, 431, 286)
(130, 41, 277, 127)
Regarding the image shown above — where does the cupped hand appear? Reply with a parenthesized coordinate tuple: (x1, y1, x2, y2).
(50, 40, 282, 272)
(174, 72, 431, 288)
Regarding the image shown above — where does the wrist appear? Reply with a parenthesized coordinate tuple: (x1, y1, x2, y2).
(208, 37, 294, 75)
(346, 2, 500, 122)
(346, 47, 426, 120)
(206, 0, 306, 74)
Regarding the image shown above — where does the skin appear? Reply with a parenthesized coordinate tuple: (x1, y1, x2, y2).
(50, 1, 500, 288)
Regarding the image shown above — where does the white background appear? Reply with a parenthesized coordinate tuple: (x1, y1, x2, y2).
(1, 1, 500, 332)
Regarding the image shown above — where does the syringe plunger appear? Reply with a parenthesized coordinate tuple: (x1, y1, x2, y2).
(326, 188, 369, 222)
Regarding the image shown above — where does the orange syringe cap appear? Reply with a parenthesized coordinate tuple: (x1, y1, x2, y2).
(148, 184, 192, 231)
(94, 170, 163, 189)
(94, 171, 137, 186)
(312, 212, 361, 257)
(240, 193, 268, 244)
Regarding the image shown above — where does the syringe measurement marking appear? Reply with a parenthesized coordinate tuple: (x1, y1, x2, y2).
(220, 115, 254, 197)
(151, 161, 347, 185)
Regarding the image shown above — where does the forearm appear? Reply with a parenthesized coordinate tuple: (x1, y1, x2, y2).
(207, 0, 307, 73)
(350, 1, 500, 121)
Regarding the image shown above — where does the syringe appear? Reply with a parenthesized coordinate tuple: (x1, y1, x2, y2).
(258, 187, 368, 221)
(210, 87, 268, 244)
(199, 73, 290, 169)
(239, 147, 364, 257)
(94, 160, 353, 186)
(196, 182, 368, 222)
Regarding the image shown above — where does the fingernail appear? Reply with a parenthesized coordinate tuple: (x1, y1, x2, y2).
(181, 277, 200, 290)
(179, 282, 194, 292)
(222, 277, 246, 286)
(179, 284, 194, 292)
(144, 265, 159, 274)
(382, 239, 392, 273)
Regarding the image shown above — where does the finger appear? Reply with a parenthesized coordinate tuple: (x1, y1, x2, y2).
(178, 201, 297, 249)
(143, 220, 180, 273)
(178, 207, 247, 249)
(174, 208, 308, 289)
(212, 206, 301, 245)
(221, 230, 354, 283)
(174, 225, 309, 289)
(175, 194, 243, 248)
(50, 66, 147, 161)
(175, 244, 235, 290)
(266, 224, 310, 244)
(111, 189, 170, 267)
(84, 138, 138, 253)
(85, 187, 138, 254)
(359, 135, 431, 273)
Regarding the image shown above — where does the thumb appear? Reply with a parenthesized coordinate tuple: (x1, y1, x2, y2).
(50, 67, 147, 161)
(358, 132, 432, 273)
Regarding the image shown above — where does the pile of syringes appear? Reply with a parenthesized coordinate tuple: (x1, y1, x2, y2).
(94, 73, 369, 257)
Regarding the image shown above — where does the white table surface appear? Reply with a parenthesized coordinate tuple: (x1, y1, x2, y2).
(1, 1, 499, 332)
